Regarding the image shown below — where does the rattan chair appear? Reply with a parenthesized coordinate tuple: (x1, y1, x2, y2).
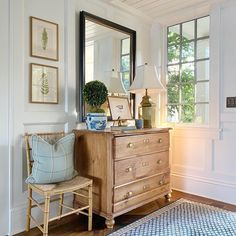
(24, 132, 93, 236)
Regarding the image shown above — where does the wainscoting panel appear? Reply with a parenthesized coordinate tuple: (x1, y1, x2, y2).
(170, 126, 236, 205)
(171, 136, 206, 173)
(213, 141, 236, 177)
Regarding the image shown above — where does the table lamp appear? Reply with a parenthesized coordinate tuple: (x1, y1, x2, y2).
(129, 63, 165, 128)
(107, 69, 127, 95)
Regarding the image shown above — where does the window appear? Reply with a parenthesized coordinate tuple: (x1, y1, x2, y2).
(167, 16, 210, 124)
(85, 42, 94, 83)
(120, 38, 130, 91)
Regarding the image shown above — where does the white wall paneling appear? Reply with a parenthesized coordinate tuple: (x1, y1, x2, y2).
(0, 0, 10, 234)
(8, 0, 77, 234)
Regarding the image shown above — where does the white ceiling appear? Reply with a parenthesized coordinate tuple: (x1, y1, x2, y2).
(103, 0, 227, 24)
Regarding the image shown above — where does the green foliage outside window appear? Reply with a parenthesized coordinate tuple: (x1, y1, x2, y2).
(167, 31, 195, 122)
(121, 38, 130, 91)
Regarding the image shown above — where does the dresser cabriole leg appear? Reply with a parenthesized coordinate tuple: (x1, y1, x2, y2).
(105, 218, 115, 229)
(165, 192, 172, 201)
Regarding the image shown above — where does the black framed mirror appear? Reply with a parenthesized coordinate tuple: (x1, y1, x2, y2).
(78, 11, 136, 122)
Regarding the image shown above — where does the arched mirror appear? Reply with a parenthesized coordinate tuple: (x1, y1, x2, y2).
(78, 11, 136, 122)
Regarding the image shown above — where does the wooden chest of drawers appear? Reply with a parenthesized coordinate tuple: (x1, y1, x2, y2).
(74, 128, 171, 228)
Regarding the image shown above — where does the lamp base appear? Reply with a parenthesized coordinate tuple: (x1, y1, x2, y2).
(138, 89, 156, 128)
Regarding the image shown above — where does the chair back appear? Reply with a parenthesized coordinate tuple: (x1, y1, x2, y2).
(24, 132, 65, 177)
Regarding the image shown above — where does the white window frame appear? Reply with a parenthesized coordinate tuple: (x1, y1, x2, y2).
(161, 9, 221, 135)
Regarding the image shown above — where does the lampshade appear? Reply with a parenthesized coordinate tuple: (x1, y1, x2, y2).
(107, 69, 127, 94)
(129, 64, 165, 129)
(129, 64, 165, 92)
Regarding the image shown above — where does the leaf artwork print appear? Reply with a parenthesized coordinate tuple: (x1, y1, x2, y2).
(41, 28, 48, 50)
(40, 69, 49, 95)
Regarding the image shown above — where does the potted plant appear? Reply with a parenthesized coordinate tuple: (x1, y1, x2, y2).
(83, 80, 108, 131)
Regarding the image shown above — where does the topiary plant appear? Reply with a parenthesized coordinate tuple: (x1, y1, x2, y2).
(83, 80, 108, 113)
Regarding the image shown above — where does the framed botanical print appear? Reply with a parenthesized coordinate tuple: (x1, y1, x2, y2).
(30, 63, 58, 104)
(30, 16, 59, 61)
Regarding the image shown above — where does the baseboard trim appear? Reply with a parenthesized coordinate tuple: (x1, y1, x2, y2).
(171, 173, 236, 205)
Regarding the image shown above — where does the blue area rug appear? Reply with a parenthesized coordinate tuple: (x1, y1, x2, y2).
(108, 199, 236, 236)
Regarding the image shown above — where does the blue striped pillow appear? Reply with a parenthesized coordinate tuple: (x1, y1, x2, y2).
(26, 133, 77, 184)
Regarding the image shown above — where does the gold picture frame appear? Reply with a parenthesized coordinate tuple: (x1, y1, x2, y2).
(108, 96, 132, 120)
(30, 16, 59, 61)
(30, 63, 59, 104)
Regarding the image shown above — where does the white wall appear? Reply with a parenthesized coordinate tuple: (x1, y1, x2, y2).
(150, 0, 236, 205)
(0, 0, 10, 234)
(2, 0, 151, 234)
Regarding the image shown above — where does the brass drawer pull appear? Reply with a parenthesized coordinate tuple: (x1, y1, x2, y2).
(143, 184, 150, 190)
(127, 142, 134, 148)
(159, 180, 164, 185)
(124, 191, 133, 199)
(158, 138, 163, 143)
(157, 159, 163, 165)
(126, 167, 133, 172)
(127, 191, 133, 197)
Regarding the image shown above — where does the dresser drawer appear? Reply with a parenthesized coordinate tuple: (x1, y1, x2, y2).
(114, 151, 168, 186)
(113, 184, 170, 213)
(113, 172, 170, 203)
(114, 133, 169, 160)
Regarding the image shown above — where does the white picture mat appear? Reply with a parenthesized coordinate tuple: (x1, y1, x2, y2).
(31, 17, 58, 60)
(108, 96, 132, 120)
(31, 64, 58, 103)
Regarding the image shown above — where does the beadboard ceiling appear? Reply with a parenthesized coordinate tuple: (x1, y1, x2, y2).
(85, 20, 128, 43)
(103, 0, 227, 24)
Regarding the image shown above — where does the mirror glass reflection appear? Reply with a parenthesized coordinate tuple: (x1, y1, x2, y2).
(85, 20, 131, 94)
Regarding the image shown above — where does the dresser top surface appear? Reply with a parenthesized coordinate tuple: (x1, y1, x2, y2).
(74, 128, 171, 137)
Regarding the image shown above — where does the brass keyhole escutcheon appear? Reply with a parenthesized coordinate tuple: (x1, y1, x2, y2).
(142, 162, 149, 167)
(143, 138, 150, 144)
(143, 184, 150, 190)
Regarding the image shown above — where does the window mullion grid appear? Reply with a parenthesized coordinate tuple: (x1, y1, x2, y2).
(168, 57, 209, 67)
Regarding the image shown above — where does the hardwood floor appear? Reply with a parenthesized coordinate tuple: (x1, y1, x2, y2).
(15, 190, 236, 236)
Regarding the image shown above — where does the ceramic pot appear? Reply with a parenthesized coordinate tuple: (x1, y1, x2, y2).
(86, 113, 107, 131)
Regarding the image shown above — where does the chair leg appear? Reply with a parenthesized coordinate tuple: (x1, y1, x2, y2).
(88, 184, 93, 231)
(43, 195, 50, 236)
(58, 193, 64, 219)
(26, 187, 32, 232)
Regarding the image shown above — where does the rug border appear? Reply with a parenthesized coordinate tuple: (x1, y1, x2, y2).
(107, 198, 236, 236)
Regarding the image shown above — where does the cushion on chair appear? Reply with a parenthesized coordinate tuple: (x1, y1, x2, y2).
(26, 133, 77, 184)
